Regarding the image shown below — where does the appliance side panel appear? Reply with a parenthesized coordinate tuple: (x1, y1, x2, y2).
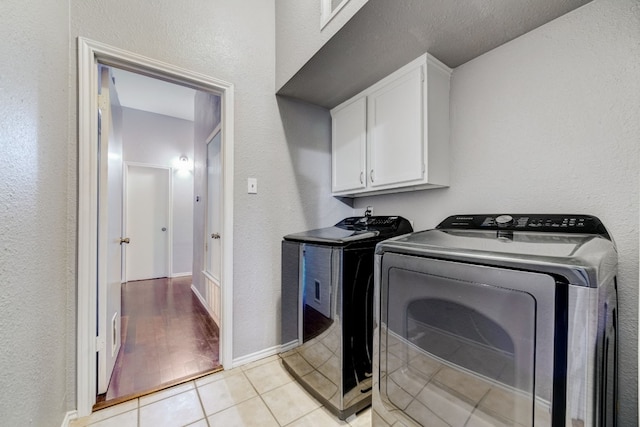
(281, 240, 300, 345)
(566, 285, 600, 426)
(303, 245, 334, 318)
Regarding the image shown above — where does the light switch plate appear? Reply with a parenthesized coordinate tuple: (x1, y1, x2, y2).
(248, 177, 257, 194)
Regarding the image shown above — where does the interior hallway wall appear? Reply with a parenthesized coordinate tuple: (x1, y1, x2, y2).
(0, 0, 72, 424)
(354, 0, 640, 422)
(121, 107, 195, 276)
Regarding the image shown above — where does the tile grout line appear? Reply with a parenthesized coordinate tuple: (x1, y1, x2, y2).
(193, 380, 211, 427)
(242, 367, 284, 426)
(245, 360, 320, 427)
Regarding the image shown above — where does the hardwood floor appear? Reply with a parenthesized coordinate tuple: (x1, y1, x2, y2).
(97, 276, 221, 407)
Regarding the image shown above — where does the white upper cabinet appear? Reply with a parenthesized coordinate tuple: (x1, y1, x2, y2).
(367, 65, 423, 188)
(331, 53, 451, 197)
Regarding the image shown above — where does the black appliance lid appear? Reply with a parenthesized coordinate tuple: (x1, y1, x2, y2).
(283, 216, 413, 245)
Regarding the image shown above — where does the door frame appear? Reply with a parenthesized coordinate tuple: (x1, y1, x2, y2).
(123, 162, 173, 282)
(77, 37, 235, 416)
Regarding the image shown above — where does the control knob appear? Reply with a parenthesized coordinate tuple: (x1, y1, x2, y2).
(495, 215, 514, 227)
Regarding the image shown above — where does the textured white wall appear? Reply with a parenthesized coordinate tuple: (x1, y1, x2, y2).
(275, 0, 368, 90)
(232, 93, 353, 357)
(121, 107, 195, 275)
(354, 0, 640, 422)
(0, 0, 72, 424)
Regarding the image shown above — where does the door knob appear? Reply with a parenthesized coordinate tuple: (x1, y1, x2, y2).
(211, 233, 221, 239)
(161, 227, 167, 231)
(119, 237, 130, 244)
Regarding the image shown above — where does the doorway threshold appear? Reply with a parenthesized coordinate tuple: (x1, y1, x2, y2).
(94, 366, 223, 411)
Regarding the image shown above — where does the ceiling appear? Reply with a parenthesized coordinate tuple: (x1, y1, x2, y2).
(111, 68, 196, 121)
(110, 1, 592, 115)
(277, 0, 592, 108)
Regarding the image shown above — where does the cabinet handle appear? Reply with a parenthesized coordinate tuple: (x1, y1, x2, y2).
(370, 170, 375, 183)
(360, 171, 364, 184)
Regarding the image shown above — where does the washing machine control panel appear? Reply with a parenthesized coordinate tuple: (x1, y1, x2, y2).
(437, 214, 610, 239)
(337, 216, 413, 234)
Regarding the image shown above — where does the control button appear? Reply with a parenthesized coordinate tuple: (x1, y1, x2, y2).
(481, 218, 494, 227)
(495, 215, 514, 226)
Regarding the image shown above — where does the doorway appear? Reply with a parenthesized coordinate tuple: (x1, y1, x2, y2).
(97, 67, 219, 405)
(77, 38, 235, 417)
(98, 66, 218, 405)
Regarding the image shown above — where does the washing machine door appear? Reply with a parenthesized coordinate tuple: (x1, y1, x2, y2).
(378, 253, 560, 427)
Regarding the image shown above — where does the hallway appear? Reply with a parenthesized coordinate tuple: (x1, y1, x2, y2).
(98, 277, 221, 406)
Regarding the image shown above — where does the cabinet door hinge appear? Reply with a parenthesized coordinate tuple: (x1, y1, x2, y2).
(422, 163, 426, 175)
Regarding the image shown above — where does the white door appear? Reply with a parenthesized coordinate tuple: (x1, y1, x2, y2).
(97, 66, 123, 393)
(331, 96, 367, 193)
(125, 165, 170, 281)
(367, 65, 424, 187)
(206, 131, 222, 281)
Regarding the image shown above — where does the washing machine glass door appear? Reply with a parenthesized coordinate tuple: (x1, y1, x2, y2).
(379, 253, 557, 427)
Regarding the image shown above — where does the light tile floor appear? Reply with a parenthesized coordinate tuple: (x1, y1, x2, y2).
(71, 355, 372, 427)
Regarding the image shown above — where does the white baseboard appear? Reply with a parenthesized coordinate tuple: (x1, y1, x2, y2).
(232, 344, 283, 368)
(61, 410, 78, 427)
(191, 284, 216, 320)
(172, 272, 192, 278)
(280, 340, 299, 354)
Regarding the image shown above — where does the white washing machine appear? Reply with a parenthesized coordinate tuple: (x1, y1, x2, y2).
(373, 214, 618, 427)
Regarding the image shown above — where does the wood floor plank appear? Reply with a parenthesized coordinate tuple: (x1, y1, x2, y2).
(98, 276, 221, 405)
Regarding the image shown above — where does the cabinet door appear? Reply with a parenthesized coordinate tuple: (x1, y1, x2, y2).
(331, 97, 367, 193)
(367, 65, 424, 188)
